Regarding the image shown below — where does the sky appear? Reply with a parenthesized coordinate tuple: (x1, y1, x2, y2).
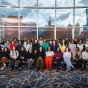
(0, 0, 88, 28)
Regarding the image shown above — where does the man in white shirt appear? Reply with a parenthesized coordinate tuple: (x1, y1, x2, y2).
(82, 47, 88, 72)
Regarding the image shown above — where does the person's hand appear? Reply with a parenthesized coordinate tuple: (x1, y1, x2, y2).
(56, 57, 59, 59)
(30, 58, 32, 61)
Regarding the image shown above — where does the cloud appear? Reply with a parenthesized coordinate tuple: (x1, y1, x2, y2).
(58, 12, 70, 21)
(79, 0, 88, 5)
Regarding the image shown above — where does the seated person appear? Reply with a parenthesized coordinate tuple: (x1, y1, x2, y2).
(26, 48, 34, 70)
(1, 47, 10, 70)
(82, 47, 88, 73)
(45, 46, 54, 71)
(73, 47, 82, 72)
(54, 48, 63, 72)
(10, 46, 19, 70)
(36, 46, 45, 71)
(18, 46, 26, 70)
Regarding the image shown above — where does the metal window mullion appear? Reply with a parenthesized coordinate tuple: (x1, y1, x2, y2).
(55, 0, 56, 40)
(72, 0, 75, 39)
(18, 0, 20, 39)
(37, 0, 38, 40)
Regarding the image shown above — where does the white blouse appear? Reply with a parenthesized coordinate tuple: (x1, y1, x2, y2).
(63, 52, 71, 59)
(10, 50, 19, 59)
(46, 51, 54, 57)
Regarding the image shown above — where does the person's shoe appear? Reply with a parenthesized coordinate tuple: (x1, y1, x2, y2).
(56, 70, 59, 72)
(67, 70, 70, 72)
(4, 63, 6, 67)
(0, 67, 4, 70)
(11, 68, 13, 71)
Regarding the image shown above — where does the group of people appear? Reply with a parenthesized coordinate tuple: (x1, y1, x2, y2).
(0, 37, 88, 73)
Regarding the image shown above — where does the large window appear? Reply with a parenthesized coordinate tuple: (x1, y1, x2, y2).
(0, 0, 88, 40)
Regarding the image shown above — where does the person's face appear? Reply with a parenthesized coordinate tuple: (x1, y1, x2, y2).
(71, 40, 74, 44)
(7, 41, 9, 44)
(75, 48, 78, 52)
(48, 47, 51, 51)
(19, 41, 21, 44)
(12, 41, 14, 44)
(13, 46, 16, 50)
(35, 40, 37, 43)
(21, 47, 24, 51)
(57, 48, 60, 51)
(66, 48, 68, 52)
(29, 48, 32, 52)
(44, 39, 46, 43)
(5, 48, 7, 51)
(66, 38, 68, 41)
(79, 40, 82, 44)
(40, 37, 42, 40)
(53, 40, 55, 44)
(62, 39, 65, 43)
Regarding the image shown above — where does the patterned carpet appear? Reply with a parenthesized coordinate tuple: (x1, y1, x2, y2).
(0, 69, 88, 88)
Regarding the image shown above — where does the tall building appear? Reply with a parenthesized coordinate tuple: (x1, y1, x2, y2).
(75, 23, 80, 34)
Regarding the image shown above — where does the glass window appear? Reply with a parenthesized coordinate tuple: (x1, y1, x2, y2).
(20, 0, 37, 7)
(4, 27, 18, 40)
(56, 9, 73, 27)
(38, 0, 55, 7)
(38, 9, 55, 27)
(75, 0, 88, 6)
(0, 7, 18, 27)
(20, 27, 37, 39)
(56, 0, 73, 7)
(20, 9, 37, 27)
(75, 8, 88, 38)
(0, 0, 18, 6)
(38, 27, 54, 39)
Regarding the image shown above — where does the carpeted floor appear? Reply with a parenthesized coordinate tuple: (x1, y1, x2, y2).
(0, 69, 88, 88)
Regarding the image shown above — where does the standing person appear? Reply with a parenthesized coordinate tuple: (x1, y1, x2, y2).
(10, 40, 16, 51)
(41, 39, 49, 51)
(65, 37, 69, 47)
(0, 39, 5, 50)
(69, 39, 76, 54)
(60, 39, 67, 52)
(73, 47, 82, 72)
(74, 38, 78, 47)
(22, 37, 27, 46)
(17, 40, 23, 53)
(26, 48, 34, 70)
(77, 39, 84, 52)
(4, 40, 10, 50)
(57, 39, 61, 48)
(0, 47, 10, 70)
(54, 48, 63, 72)
(32, 40, 40, 63)
(38, 36, 43, 45)
(45, 46, 54, 71)
(82, 47, 88, 73)
(32, 40, 40, 52)
(10, 46, 19, 70)
(84, 40, 88, 51)
(25, 40, 32, 52)
(50, 40, 59, 53)
(63, 47, 74, 71)
(36, 46, 45, 71)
